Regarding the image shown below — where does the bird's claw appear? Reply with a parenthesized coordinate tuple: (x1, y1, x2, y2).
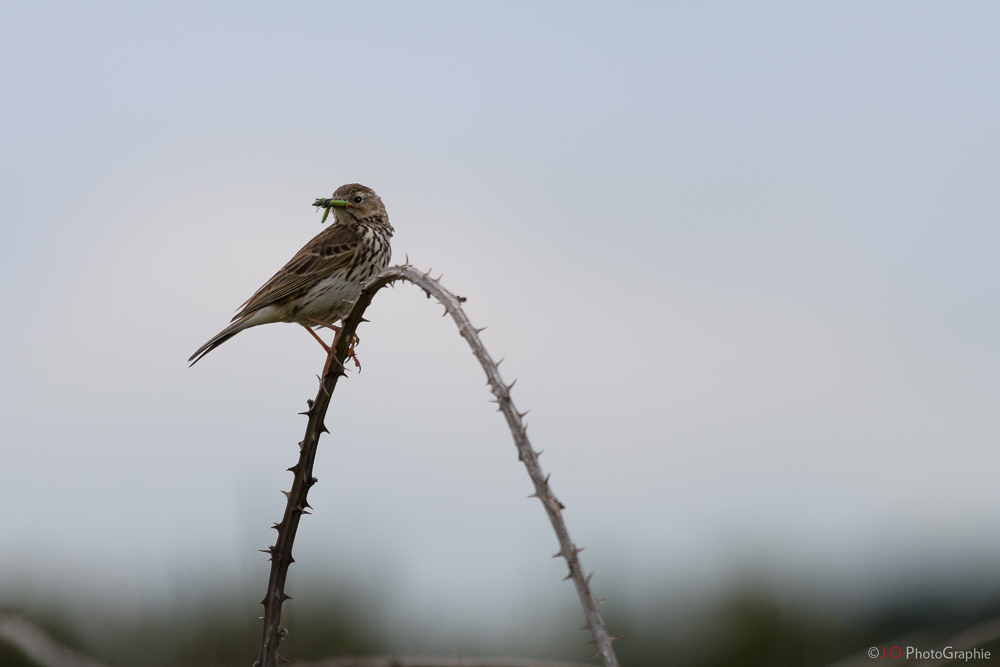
(347, 334, 361, 372)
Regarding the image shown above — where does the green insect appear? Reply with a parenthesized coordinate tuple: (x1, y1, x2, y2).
(312, 197, 350, 224)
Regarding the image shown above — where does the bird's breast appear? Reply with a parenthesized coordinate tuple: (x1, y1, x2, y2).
(294, 275, 362, 323)
(293, 225, 392, 324)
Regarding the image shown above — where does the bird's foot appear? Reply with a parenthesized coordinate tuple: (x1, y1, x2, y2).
(322, 347, 346, 376)
(347, 333, 361, 372)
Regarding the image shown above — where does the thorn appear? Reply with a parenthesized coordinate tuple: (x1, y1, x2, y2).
(580, 623, 591, 631)
(488, 399, 499, 404)
(496, 357, 504, 366)
(611, 633, 624, 641)
(585, 639, 596, 645)
(575, 546, 585, 555)
(529, 493, 541, 500)
(277, 624, 288, 637)
(590, 652, 601, 659)
(535, 449, 544, 457)
(543, 473, 551, 485)
(507, 379, 517, 390)
(405, 253, 409, 264)
(474, 326, 487, 334)
(281, 490, 290, 499)
(595, 597, 607, 607)
(281, 593, 293, 601)
(360, 317, 370, 323)
(552, 550, 564, 559)
(277, 655, 289, 664)
(287, 464, 300, 474)
(442, 309, 448, 317)
(437, 273, 444, 280)
(517, 410, 530, 418)
(457, 295, 467, 303)
(586, 572, 594, 585)
(319, 423, 330, 434)
(271, 522, 282, 531)
(563, 572, 573, 581)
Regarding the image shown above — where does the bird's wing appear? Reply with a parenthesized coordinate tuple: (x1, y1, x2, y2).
(233, 224, 361, 320)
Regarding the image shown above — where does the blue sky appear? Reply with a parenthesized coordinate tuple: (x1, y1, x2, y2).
(1, 0, 999, 649)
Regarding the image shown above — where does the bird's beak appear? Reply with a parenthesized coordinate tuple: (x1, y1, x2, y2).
(313, 198, 351, 224)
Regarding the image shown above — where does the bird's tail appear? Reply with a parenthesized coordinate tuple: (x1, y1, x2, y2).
(189, 310, 271, 366)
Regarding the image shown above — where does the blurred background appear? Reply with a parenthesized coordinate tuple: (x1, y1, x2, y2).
(1, 2, 999, 665)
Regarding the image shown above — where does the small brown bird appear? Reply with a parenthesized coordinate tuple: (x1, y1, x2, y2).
(189, 183, 393, 368)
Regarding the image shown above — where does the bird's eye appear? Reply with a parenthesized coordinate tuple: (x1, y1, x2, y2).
(353, 196, 363, 204)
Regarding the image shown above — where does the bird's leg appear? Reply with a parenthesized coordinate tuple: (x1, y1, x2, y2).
(300, 322, 333, 353)
(305, 317, 362, 370)
(299, 323, 345, 375)
(304, 317, 341, 335)
(306, 317, 360, 347)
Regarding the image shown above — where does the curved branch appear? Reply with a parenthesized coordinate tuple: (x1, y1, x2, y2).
(257, 264, 620, 667)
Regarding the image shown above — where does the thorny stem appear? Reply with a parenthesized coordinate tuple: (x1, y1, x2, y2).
(257, 264, 620, 667)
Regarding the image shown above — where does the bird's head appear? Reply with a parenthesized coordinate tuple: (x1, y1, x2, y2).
(313, 184, 387, 226)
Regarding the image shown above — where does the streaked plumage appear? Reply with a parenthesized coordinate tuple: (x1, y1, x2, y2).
(189, 183, 393, 365)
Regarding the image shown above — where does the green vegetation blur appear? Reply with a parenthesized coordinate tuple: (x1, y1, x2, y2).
(1, 589, 379, 667)
(5, 580, 1000, 667)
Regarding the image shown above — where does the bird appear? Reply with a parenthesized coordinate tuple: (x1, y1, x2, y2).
(189, 183, 393, 369)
